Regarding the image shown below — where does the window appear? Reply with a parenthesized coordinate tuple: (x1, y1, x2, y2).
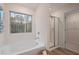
(0, 10, 3, 33)
(10, 11, 32, 33)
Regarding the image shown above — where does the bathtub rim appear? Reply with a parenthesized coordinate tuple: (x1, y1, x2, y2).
(14, 43, 44, 55)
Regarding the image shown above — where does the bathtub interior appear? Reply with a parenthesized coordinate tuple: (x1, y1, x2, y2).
(0, 39, 45, 55)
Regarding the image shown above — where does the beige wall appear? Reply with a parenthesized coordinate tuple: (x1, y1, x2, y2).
(35, 4, 50, 49)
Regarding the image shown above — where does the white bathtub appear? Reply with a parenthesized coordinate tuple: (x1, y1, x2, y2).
(0, 40, 45, 55)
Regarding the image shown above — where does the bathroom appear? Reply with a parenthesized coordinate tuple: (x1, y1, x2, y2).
(0, 3, 79, 55)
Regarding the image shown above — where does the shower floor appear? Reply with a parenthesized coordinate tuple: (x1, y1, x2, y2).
(47, 48, 79, 55)
(49, 48, 79, 55)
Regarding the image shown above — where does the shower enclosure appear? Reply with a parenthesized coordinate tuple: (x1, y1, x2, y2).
(49, 16, 59, 49)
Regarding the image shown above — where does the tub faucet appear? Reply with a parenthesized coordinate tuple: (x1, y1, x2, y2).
(36, 32, 40, 40)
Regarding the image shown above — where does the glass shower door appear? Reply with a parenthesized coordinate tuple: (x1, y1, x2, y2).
(49, 17, 55, 48)
(49, 16, 59, 49)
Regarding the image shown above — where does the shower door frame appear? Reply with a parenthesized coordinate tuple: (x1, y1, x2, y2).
(64, 15, 67, 48)
(49, 16, 59, 48)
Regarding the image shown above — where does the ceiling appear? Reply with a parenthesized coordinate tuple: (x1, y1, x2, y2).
(1, 3, 79, 12)
(14, 3, 67, 12)
(16, 3, 40, 11)
(19, 3, 76, 12)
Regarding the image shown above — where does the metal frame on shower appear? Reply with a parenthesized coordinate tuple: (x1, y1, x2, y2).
(49, 16, 59, 48)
